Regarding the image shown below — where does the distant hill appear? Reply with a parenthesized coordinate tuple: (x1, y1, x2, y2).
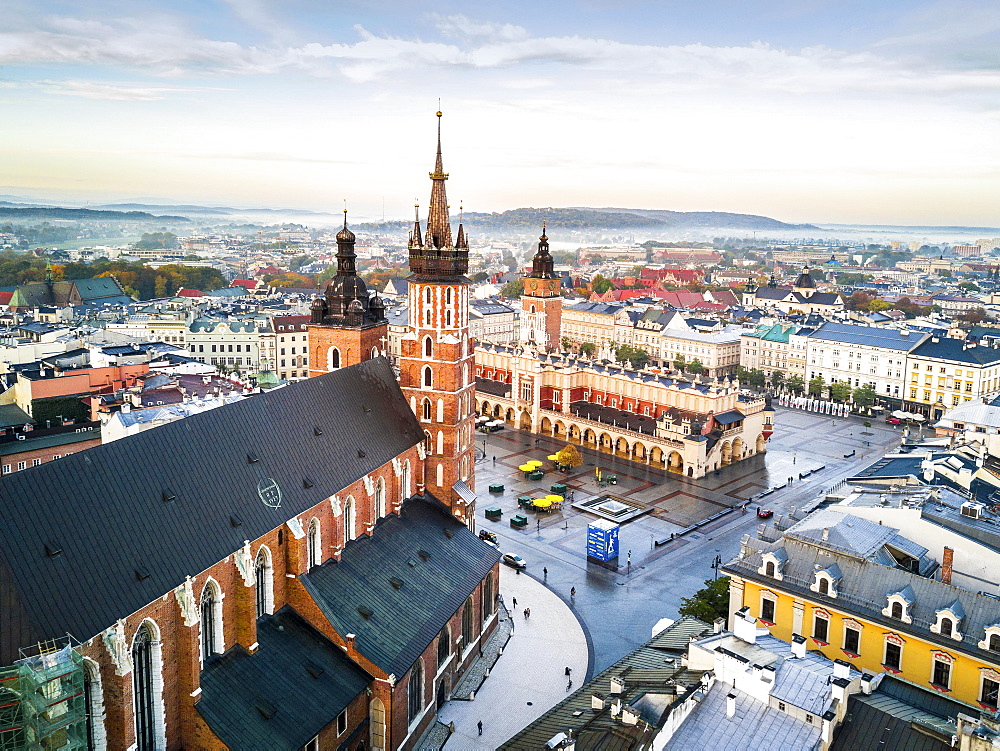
(463, 207, 816, 231)
(0, 206, 190, 222)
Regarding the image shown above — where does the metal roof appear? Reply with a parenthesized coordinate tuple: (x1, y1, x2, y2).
(0, 357, 421, 664)
(805, 322, 926, 351)
(196, 606, 372, 749)
(301, 496, 501, 678)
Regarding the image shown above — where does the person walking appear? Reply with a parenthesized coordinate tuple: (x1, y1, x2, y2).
(492, 456, 496, 465)
(543, 567, 548, 578)
(570, 586, 576, 597)
(478, 720, 483, 736)
(523, 608, 528, 619)
(512, 596, 517, 609)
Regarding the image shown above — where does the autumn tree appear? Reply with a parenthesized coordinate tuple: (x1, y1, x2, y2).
(555, 444, 583, 469)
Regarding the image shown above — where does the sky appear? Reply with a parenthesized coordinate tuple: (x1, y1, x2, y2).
(1, 0, 1000, 226)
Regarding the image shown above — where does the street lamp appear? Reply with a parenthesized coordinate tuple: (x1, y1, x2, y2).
(711, 554, 723, 580)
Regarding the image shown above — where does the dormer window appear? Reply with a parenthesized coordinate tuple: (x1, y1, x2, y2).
(979, 624, 1000, 652)
(810, 563, 840, 598)
(931, 600, 965, 642)
(882, 585, 915, 624)
(757, 549, 787, 581)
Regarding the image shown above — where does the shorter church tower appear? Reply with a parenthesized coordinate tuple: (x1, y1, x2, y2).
(307, 213, 387, 376)
(519, 224, 562, 349)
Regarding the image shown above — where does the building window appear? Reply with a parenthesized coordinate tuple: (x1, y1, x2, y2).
(884, 641, 902, 670)
(813, 614, 829, 643)
(932, 658, 951, 689)
(982, 677, 1000, 708)
(328, 347, 341, 370)
(765, 561, 776, 577)
(31, 458, 41, 467)
(818, 577, 829, 595)
(16, 461, 25, 471)
(304, 736, 319, 751)
(422, 399, 432, 421)
(424, 336, 433, 357)
(344, 496, 356, 542)
(132, 622, 162, 751)
(437, 627, 450, 666)
(761, 597, 775, 624)
(989, 634, 1000, 652)
(423, 366, 433, 388)
(337, 709, 348, 735)
(941, 618, 953, 638)
(200, 580, 222, 660)
(375, 477, 386, 519)
(255, 547, 273, 618)
(462, 597, 474, 648)
(844, 626, 860, 655)
(408, 661, 423, 724)
(891, 601, 903, 619)
(307, 518, 321, 569)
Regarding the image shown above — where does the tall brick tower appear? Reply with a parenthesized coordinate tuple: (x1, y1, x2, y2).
(519, 224, 563, 349)
(399, 111, 477, 522)
(307, 213, 388, 376)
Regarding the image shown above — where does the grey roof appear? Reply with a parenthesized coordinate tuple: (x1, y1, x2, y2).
(0, 404, 32, 428)
(663, 681, 821, 751)
(784, 509, 897, 560)
(910, 337, 1000, 366)
(196, 607, 371, 749)
(0, 357, 421, 665)
(890, 584, 916, 604)
(805, 322, 926, 351)
(725, 513, 1000, 664)
(301, 496, 501, 677)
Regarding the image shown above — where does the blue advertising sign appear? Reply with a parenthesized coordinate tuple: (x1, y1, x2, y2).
(587, 520, 620, 562)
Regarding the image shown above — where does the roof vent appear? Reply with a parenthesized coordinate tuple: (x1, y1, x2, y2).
(313, 426, 323, 436)
(247, 453, 259, 464)
(254, 698, 276, 719)
(389, 577, 404, 590)
(230, 514, 243, 528)
(357, 605, 374, 619)
(417, 549, 431, 561)
(443, 528, 454, 538)
(162, 489, 176, 503)
(304, 660, 325, 679)
(358, 449, 366, 458)
(44, 542, 62, 557)
(303, 478, 314, 489)
(135, 567, 151, 581)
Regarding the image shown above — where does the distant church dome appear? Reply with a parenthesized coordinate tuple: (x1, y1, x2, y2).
(794, 267, 816, 289)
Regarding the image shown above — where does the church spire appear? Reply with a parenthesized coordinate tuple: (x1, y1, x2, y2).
(425, 109, 453, 249)
(410, 202, 423, 248)
(455, 201, 468, 250)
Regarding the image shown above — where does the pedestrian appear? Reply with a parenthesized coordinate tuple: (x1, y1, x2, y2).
(570, 586, 576, 597)
(512, 596, 517, 609)
(565, 666, 571, 676)
(492, 456, 496, 465)
(478, 720, 483, 736)
(543, 567, 548, 578)
(537, 519, 541, 532)
(526, 608, 531, 619)
(523, 608, 528, 619)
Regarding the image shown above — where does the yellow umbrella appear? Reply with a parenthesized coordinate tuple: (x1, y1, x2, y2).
(532, 498, 552, 508)
(518, 463, 533, 471)
(547, 454, 559, 461)
(526, 460, 543, 468)
(545, 495, 563, 503)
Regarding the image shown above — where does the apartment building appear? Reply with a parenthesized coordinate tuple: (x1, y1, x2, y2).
(905, 337, 1000, 419)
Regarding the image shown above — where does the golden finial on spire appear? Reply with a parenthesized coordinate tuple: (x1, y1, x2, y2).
(343, 199, 348, 228)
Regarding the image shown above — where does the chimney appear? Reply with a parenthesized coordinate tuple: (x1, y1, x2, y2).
(726, 693, 737, 719)
(714, 617, 725, 634)
(822, 527, 829, 541)
(833, 659, 851, 680)
(732, 606, 758, 644)
(791, 634, 807, 659)
(942, 547, 954, 585)
(860, 673, 876, 695)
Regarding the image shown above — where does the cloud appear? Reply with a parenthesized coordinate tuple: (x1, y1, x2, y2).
(34, 79, 214, 100)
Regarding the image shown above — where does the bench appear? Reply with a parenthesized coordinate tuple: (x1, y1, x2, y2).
(510, 514, 528, 528)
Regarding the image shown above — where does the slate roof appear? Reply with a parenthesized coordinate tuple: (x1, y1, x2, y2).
(0, 403, 32, 428)
(784, 509, 898, 560)
(301, 496, 501, 678)
(713, 410, 745, 425)
(196, 607, 372, 750)
(0, 357, 421, 665)
(910, 337, 1000, 366)
(805, 322, 926, 351)
(724, 513, 1000, 666)
(500, 616, 711, 750)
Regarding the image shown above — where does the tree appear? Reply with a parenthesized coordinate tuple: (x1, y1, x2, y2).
(808, 375, 826, 397)
(555, 444, 583, 469)
(687, 358, 706, 375)
(561, 336, 572, 351)
(678, 577, 731, 623)
(472, 271, 489, 282)
(846, 291, 874, 311)
(829, 381, 852, 402)
(852, 384, 878, 410)
(770, 371, 785, 389)
(579, 342, 596, 357)
(787, 375, 805, 393)
(748, 369, 766, 388)
(674, 354, 687, 372)
(959, 307, 987, 325)
(591, 274, 614, 294)
(500, 279, 524, 298)
(867, 299, 891, 312)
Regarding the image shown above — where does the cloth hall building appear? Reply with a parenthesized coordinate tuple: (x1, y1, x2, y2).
(0, 114, 497, 751)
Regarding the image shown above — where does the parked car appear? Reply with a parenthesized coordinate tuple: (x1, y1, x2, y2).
(757, 508, 774, 519)
(502, 553, 527, 569)
(885, 417, 900, 424)
(479, 530, 499, 548)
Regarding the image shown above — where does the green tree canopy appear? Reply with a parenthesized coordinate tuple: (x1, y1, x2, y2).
(808, 375, 826, 397)
(579, 342, 596, 357)
(674, 354, 687, 372)
(852, 384, 878, 409)
(829, 381, 852, 402)
(678, 577, 730, 623)
(770, 371, 785, 388)
(500, 278, 524, 298)
(687, 358, 706, 375)
(787, 375, 805, 393)
(591, 274, 614, 294)
(747, 368, 766, 387)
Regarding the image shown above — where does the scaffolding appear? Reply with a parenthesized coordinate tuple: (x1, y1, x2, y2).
(0, 640, 87, 751)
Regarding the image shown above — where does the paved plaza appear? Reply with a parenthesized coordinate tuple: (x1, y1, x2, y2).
(472, 406, 908, 675)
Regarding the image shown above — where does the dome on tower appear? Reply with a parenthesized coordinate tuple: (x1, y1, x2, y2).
(794, 267, 816, 289)
(337, 225, 356, 243)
